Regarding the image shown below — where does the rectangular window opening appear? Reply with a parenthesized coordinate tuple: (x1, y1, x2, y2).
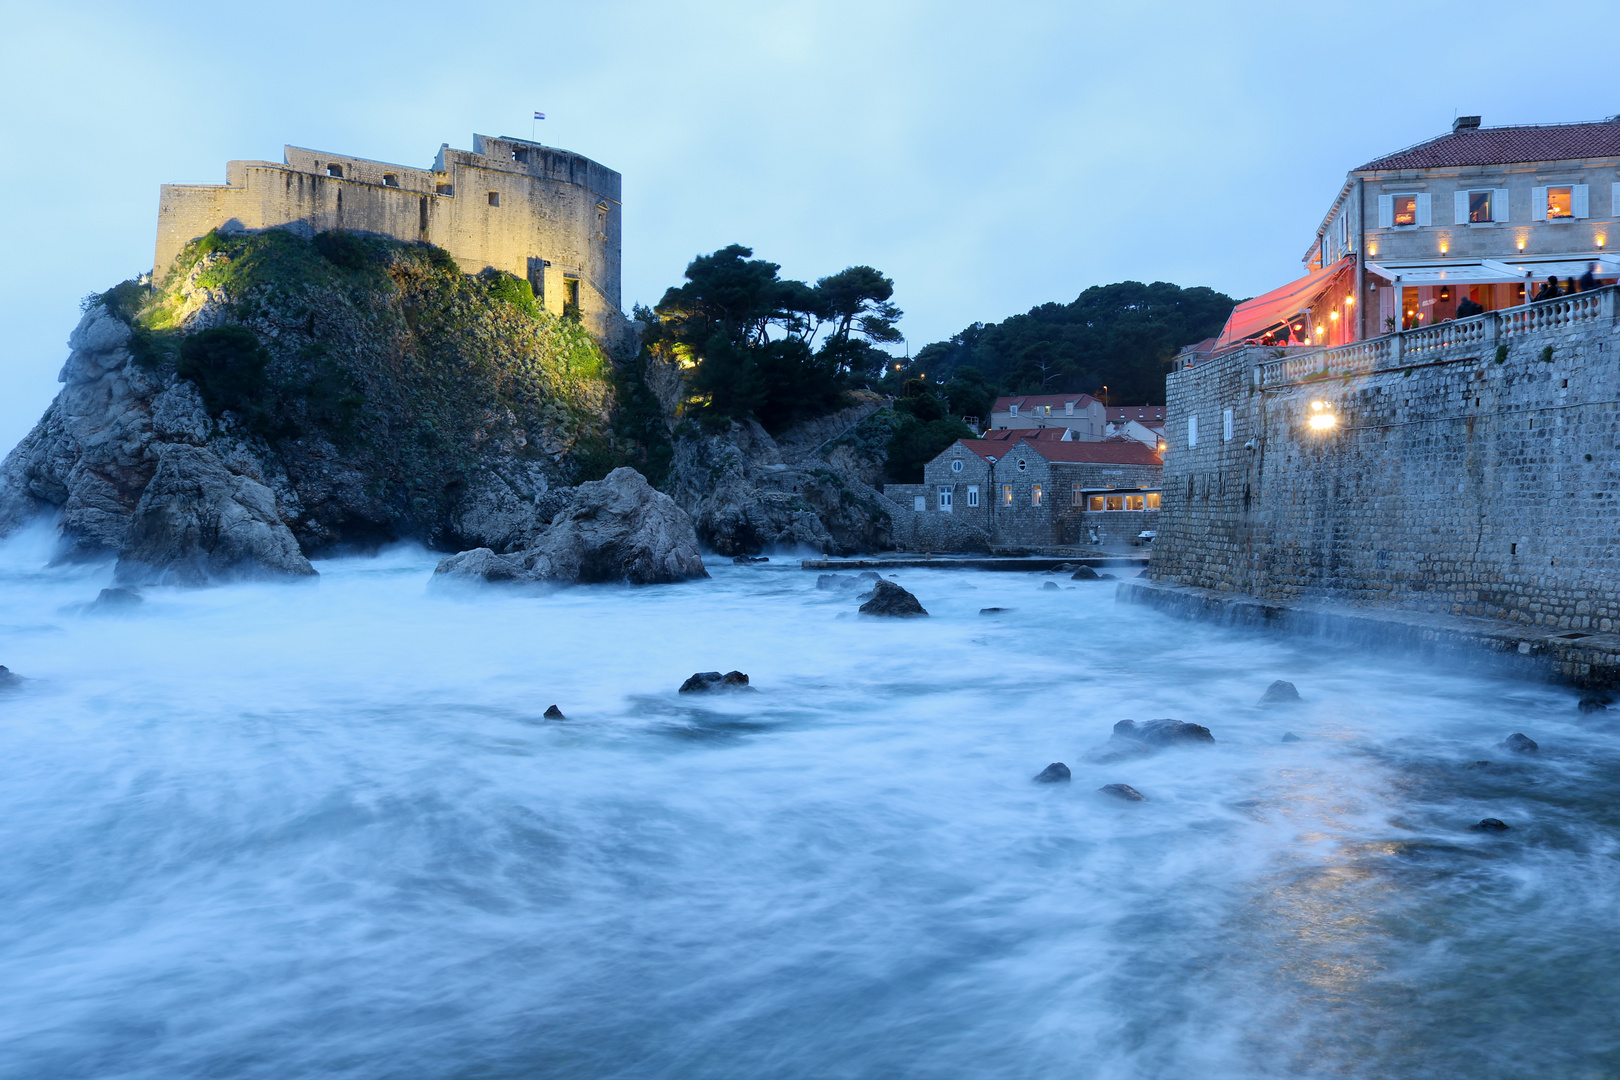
(1087, 495, 1105, 511)
(937, 487, 953, 512)
(1105, 495, 1125, 511)
(1125, 494, 1145, 511)
(966, 485, 979, 507)
(1145, 492, 1161, 509)
(1393, 194, 1417, 226)
(1468, 190, 1492, 224)
(1072, 483, 1084, 507)
(1548, 186, 1573, 220)
(1002, 485, 1013, 506)
(1032, 484, 1042, 507)
(487, 191, 500, 207)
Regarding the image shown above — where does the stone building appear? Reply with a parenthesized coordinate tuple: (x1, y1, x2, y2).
(153, 135, 626, 343)
(886, 432, 1161, 548)
(1218, 116, 1620, 351)
(989, 393, 1107, 437)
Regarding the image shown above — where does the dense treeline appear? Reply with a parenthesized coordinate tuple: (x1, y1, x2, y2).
(909, 281, 1236, 404)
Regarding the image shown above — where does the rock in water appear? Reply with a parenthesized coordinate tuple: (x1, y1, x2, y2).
(1099, 783, 1146, 801)
(433, 468, 708, 586)
(1500, 733, 1539, 753)
(543, 705, 565, 719)
(859, 579, 928, 617)
(1578, 695, 1610, 713)
(1032, 762, 1071, 783)
(1281, 732, 1302, 743)
(979, 607, 1010, 615)
(115, 444, 316, 586)
(0, 665, 19, 689)
(1473, 817, 1511, 831)
(1042, 581, 1060, 591)
(1258, 679, 1302, 706)
(732, 555, 769, 564)
(90, 587, 143, 610)
(679, 670, 755, 693)
(1111, 718, 1215, 747)
(1071, 565, 1100, 580)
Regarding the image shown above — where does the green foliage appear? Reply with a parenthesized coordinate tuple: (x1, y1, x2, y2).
(313, 230, 382, 272)
(647, 244, 903, 433)
(885, 413, 975, 483)
(485, 271, 543, 319)
(177, 325, 275, 432)
(1494, 344, 1509, 364)
(913, 280, 1236, 403)
(1540, 345, 1555, 363)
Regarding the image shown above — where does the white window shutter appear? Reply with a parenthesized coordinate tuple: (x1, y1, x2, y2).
(1574, 184, 1590, 218)
(1416, 193, 1432, 227)
(1378, 195, 1394, 229)
(1532, 186, 1548, 221)
(1612, 182, 1620, 219)
(1494, 188, 1510, 222)
(1454, 190, 1470, 224)
(1188, 415, 1198, 448)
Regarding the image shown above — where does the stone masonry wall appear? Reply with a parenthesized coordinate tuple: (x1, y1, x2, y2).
(1151, 287, 1620, 632)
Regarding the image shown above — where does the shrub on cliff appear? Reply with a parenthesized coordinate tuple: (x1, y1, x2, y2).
(176, 325, 275, 434)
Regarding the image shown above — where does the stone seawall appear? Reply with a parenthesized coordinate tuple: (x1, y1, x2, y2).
(1151, 286, 1620, 636)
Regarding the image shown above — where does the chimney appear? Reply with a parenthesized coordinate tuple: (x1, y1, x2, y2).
(1453, 115, 1481, 133)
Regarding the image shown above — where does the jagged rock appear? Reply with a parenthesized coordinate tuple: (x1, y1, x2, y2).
(1111, 718, 1215, 747)
(0, 665, 19, 689)
(1099, 783, 1145, 801)
(1464, 760, 1492, 769)
(1258, 679, 1302, 706)
(979, 607, 1010, 614)
(543, 705, 565, 719)
(90, 587, 143, 610)
(1472, 818, 1511, 831)
(816, 570, 881, 592)
(1500, 733, 1539, 753)
(1071, 565, 1101, 580)
(732, 555, 769, 564)
(1032, 762, 1071, 783)
(1578, 695, 1611, 713)
(432, 468, 707, 586)
(859, 579, 928, 617)
(114, 444, 316, 585)
(1281, 732, 1302, 742)
(679, 670, 754, 693)
(1042, 580, 1060, 591)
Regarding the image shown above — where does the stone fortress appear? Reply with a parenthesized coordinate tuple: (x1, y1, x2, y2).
(153, 135, 625, 343)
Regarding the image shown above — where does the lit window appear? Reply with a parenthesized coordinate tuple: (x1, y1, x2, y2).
(1393, 195, 1417, 226)
(1468, 190, 1492, 223)
(1002, 485, 1013, 506)
(1072, 483, 1083, 506)
(1087, 495, 1105, 511)
(488, 191, 500, 207)
(1125, 494, 1145, 511)
(1043, 405, 1052, 416)
(1106, 495, 1124, 511)
(383, 173, 399, 188)
(1032, 484, 1042, 507)
(966, 485, 979, 507)
(938, 487, 953, 512)
(1145, 492, 1161, 509)
(326, 163, 344, 178)
(1548, 186, 1573, 219)
(950, 459, 963, 473)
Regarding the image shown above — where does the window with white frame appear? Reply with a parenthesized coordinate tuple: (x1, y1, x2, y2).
(966, 485, 979, 507)
(1032, 484, 1042, 507)
(1008, 404, 1018, 417)
(1188, 415, 1198, 447)
(1222, 408, 1234, 442)
(938, 486, 953, 512)
(913, 495, 926, 512)
(1548, 186, 1574, 219)
(1064, 401, 1074, 415)
(950, 458, 964, 473)
(1016, 458, 1028, 472)
(1393, 194, 1418, 226)
(1072, 483, 1084, 506)
(1002, 485, 1013, 506)
(1468, 190, 1493, 223)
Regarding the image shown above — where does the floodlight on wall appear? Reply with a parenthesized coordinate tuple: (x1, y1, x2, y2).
(1599, 236, 1607, 249)
(1307, 400, 1337, 431)
(1439, 239, 1449, 255)
(1517, 237, 1527, 251)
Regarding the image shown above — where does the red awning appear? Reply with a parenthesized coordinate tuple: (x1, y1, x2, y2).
(1216, 256, 1355, 348)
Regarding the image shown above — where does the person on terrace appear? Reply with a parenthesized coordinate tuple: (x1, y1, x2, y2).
(1534, 276, 1560, 301)
(1579, 264, 1598, 292)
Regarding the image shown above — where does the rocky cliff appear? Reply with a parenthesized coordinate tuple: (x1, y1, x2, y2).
(0, 230, 643, 582)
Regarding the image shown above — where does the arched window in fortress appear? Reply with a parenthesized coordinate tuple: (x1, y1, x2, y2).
(383, 173, 399, 188)
(326, 163, 344, 178)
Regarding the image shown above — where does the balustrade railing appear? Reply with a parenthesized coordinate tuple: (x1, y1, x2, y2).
(1251, 283, 1618, 388)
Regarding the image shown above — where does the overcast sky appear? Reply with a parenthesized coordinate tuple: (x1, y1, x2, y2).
(0, 0, 1583, 448)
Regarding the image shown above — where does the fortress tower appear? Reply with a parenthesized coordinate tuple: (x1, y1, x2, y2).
(153, 135, 625, 343)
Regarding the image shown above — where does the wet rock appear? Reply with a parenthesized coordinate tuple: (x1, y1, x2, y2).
(1464, 760, 1492, 769)
(679, 670, 755, 693)
(431, 547, 528, 583)
(1258, 679, 1301, 706)
(1071, 565, 1100, 580)
(817, 570, 881, 592)
(1281, 732, 1302, 743)
(1032, 762, 1071, 783)
(1472, 817, 1511, 831)
(732, 555, 769, 564)
(1499, 733, 1539, 754)
(114, 444, 317, 586)
(0, 665, 19, 689)
(1578, 695, 1611, 714)
(1099, 783, 1146, 801)
(1042, 581, 1060, 591)
(90, 587, 143, 610)
(543, 705, 565, 719)
(1097, 572, 1117, 580)
(859, 579, 928, 618)
(1111, 718, 1215, 747)
(979, 607, 1011, 615)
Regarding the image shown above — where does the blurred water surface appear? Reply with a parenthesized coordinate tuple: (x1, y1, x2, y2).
(0, 531, 1616, 1079)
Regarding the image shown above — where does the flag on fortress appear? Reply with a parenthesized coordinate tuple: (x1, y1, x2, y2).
(534, 112, 546, 120)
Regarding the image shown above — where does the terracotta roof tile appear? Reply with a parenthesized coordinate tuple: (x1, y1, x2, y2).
(954, 437, 1161, 466)
(1358, 120, 1620, 171)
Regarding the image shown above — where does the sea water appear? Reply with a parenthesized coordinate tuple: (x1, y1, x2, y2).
(0, 531, 1616, 1079)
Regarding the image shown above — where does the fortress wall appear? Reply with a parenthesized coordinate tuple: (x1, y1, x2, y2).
(152, 139, 624, 343)
(1151, 290, 1620, 632)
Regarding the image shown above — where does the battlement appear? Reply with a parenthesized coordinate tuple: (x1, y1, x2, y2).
(153, 136, 626, 343)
